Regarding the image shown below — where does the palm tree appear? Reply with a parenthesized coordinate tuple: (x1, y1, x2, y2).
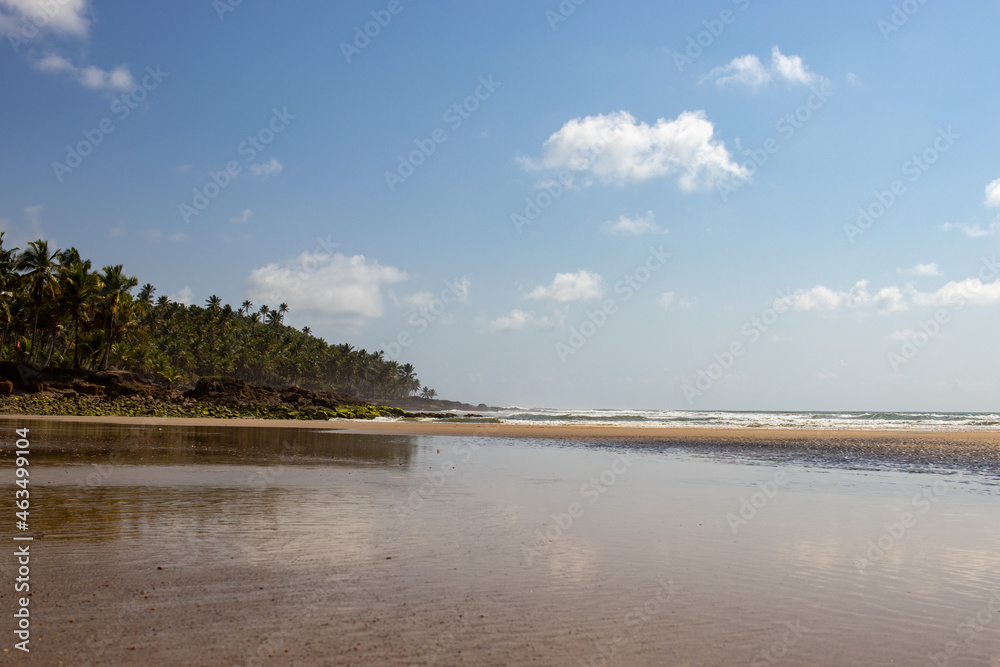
(138, 283, 156, 306)
(240, 300, 252, 316)
(59, 260, 97, 369)
(206, 294, 222, 312)
(18, 239, 60, 363)
(420, 386, 437, 400)
(97, 264, 138, 370)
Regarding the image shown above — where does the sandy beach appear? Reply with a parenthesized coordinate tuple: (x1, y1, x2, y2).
(12, 413, 1000, 466)
(4, 416, 1000, 664)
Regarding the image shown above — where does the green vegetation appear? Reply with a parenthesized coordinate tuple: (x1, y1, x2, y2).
(2, 395, 405, 420)
(0, 236, 429, 401)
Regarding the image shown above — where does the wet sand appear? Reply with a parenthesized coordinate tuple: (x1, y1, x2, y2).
(3, 417, 1000, 665)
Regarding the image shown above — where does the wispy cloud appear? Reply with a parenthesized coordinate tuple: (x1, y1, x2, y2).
(229, 208, 252, 224)
(702, 46, 826, 90)
(0, 0, 90, 37)
(3, 1, 137, 93)
(247, 252, 406, 320)
(250, 157, 283, 179)
(525, 270, 603, 302)
(659, 292, 695, 310)
(898, 262, 941, 277)
(603, 211, 666, 235)
(777, 280, 905, 314)
(519, 110, 748, 190)
(985, 177, 1000, 207)
(779, 276, 1000, 313)
(169, 286, 193, 306)
(941, 220, 999, 238)
(487, 309, 564, 331)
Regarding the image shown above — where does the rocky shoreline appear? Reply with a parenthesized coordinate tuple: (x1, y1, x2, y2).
(0, 363, 478, 421)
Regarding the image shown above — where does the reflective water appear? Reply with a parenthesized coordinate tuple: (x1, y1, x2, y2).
(8, 419, 1000, 665)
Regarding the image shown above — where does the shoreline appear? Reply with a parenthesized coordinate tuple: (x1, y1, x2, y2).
(5, 413, 1000, 453)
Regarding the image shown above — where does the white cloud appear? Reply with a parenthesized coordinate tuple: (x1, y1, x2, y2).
(659, 292, 695, 310)
(487, 309, 563, 331)
(4, 2, 137, 93)
(702, 54, 770, 89)
(889, 329, 914, 341)
(770, 46, 819, 85)
(898, 263, 941, 277)
(702, 46, 825, 90)
(0, 0, 90, 37)
(526, 270, 603, 302)
(169, 286, 193, 306)
(403, 291, 434, 309)
(777, 285, 846, 311)
(250, 157, 283, 178)
(777, 280, 905, 314)
(941, 220, 999, 238)
(34, 53, 134, 91)
(986, 178, 1000, 208)
(520, 110, 748, 190)
(603, 211, 666, 235)
(780, 274, 1000, 315)
(230, 208, 252, 224)
(874, 286, 907, 313)
(909, 278, 1000, 307)
(246, 252, 406, 320)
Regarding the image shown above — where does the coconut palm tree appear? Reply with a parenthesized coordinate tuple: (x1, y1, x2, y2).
(97, 264, 138, 370)
(18, 239, 60, 363)
(59, 260, 97, 369)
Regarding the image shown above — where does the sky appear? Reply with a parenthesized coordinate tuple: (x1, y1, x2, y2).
(2, 0, 999, 411)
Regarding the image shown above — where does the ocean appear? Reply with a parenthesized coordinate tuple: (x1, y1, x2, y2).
(466, 408, 1000, 430)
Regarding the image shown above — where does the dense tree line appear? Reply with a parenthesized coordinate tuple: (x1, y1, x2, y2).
(0, 236, 436, 400)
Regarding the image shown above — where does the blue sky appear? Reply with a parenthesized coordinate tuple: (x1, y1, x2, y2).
(2, 0, 999, 410)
